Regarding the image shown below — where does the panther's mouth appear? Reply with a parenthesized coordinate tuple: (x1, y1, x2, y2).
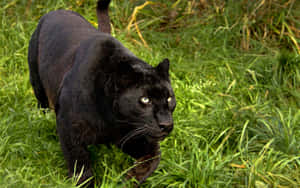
(118, 123, 170, 149)
(143, 123, 172, 141)
(147, 132, 169, 141)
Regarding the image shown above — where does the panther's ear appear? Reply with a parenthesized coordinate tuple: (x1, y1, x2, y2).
(156, 58, 170, 79)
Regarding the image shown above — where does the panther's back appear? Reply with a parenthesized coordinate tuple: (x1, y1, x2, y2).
(28, 0, 111, 109)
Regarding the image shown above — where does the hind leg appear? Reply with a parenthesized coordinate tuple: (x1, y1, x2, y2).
(28, 29, 49, 109)
(30, 73, 49, 109)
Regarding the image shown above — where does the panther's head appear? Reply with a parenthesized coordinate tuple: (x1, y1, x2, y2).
(111, 58, 176, 148)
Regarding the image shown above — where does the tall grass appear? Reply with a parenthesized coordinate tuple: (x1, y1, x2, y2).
(114, 0, 300, 53)
(0, 0, 299, 187)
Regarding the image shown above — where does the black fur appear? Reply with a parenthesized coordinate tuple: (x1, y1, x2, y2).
(97, 0, 111, 33)
(28, 0, 176, 187)
(28, 18, 49, 108)
(97, 0, 111, 10)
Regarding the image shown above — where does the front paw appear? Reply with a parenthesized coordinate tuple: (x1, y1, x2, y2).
(126, 154, 161, 184)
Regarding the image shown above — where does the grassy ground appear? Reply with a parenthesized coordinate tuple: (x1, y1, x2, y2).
(0, 0, 299, 187)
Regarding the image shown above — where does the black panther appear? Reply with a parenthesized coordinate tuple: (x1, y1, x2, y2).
(28, 0, 176, 186)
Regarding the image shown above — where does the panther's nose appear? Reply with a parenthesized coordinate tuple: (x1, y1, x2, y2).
(159, 121, 173, 133)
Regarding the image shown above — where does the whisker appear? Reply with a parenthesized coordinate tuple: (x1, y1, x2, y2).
(144, 124, 160, 133)
(115, 119, 142, 126)
(119, 127, 145, 144)
(119, 127, 147, 149)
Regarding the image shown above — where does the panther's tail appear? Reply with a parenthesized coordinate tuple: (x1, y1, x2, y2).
(97, 0, 111, 34)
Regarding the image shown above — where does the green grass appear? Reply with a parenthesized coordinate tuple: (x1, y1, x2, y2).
(0, 0, 299, 187)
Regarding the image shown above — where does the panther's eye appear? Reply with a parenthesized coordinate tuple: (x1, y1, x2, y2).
(140, 97, 151, 104)
(167, 97, 172, 103)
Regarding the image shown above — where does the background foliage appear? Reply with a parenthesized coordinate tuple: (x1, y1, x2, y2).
(0, 0, 299, 187)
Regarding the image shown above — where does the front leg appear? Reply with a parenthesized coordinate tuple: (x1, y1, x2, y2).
(126, 146, 161, 184)
(56, 116, 95, 187)
(63, 141, 93, 186)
